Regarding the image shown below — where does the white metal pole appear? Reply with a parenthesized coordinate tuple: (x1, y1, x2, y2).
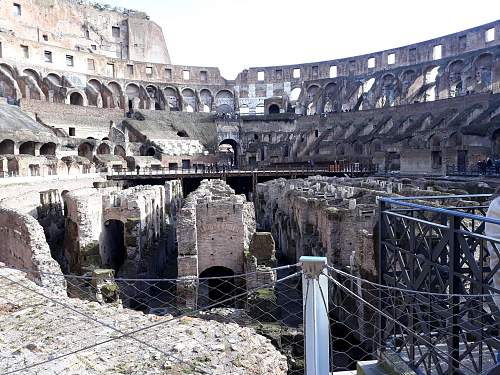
(300, 256, 329, 375)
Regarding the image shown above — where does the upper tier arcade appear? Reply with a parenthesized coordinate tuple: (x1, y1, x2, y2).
(0, 0, 498, 116)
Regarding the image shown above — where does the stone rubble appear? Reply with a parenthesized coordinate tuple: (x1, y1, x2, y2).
(0, 265, 288, 375)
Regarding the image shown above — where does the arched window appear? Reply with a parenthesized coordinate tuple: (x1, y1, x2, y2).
(268, 104, 280, 114)
(70, 92, 84, 106)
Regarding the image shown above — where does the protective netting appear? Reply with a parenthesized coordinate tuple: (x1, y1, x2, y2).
(0, 264, 302, 375)
(325, 265, 500, 375)
(0, 262, 498, 375)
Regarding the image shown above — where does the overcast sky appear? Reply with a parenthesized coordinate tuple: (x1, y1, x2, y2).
(104, 0, 500, 79)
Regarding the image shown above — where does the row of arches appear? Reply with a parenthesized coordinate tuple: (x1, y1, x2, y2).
(0, 139, 57, 156)
(0, 63, 238, 113)
(293, 52, 498, 115)
(77, 142, 126, 160)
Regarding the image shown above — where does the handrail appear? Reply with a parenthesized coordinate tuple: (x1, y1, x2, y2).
(380, 195, 500, 226)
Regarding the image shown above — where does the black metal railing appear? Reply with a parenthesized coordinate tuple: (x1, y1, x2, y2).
(447, 164, 500, 177)
(378, 194, 500, 374)
(107, 163, 377, 177)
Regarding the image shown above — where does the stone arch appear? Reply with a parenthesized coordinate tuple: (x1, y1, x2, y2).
(289, 87, 302, 102)
(141, 146, 156, 157)
(0, 139, 15, 155)
(164, 86, 180, 110)
(146, 85, 160, 109)
(200, 89, 213, 111)
(424, 66, 440, 84)
(69, 91, 85, 106)
(22, 68, 44, 100)
(86, 79, 102, 107)
(447, 59, 465, 73)
(23, 69, 41, 84)
(429, 134, 443, 169)
(447, 60, 465, 97)
(199, 266, 236, 307)
(219, 139, 240, 166)
(0, 63, 21, 99)
(268, 104, 280, 114)
(306, 84, 320, 101)
(379, 73, 397, 107)
(101, 219, 126, 274)
(474, 52, 494, 90)
(78, 142, 94, 160)
(447, 132, 463, 148)
(105, 81, 123, 109)
(46, 73, 62, 86)
(215, 90, 234, 113)
(97, 143, 111, 155)
(39, 142, 56, 156)
(182, 88, 196, 112)
(429, 134, 442, 149)
(323, 82, 339, 112)
(125, 83, 140, 110)
(19, 141, 35, 155)
(114, 145, 126, 158)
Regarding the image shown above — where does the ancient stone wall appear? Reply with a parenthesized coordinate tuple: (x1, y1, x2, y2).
(0, 207, 65, 295)
(256, 177, 378, 277)
(102, 185, 166, 278)
(237, 93, 500, 174)
(177, 180, 255, 278)
(64, 182, 182, 278)
(0, 0, 170, 64)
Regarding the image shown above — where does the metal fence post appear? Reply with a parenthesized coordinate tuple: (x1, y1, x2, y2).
(300, 256, 329, 375)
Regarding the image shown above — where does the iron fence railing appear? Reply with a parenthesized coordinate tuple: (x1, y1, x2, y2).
(447, 164, 500, 177)
(107, 163, 377, 177)
(378, 194, 500, 374)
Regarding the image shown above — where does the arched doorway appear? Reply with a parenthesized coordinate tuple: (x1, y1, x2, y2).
(145, 147, 156, 157)
(0, 139, 14, 154)
(219, 139, 239, 167)
(215, 90, 234, 113)
(97, 143, 111, 155)
(40, 142, 56, 156)
(199, 266, 236, 308)
(126, 83, 140, 110)
(268, 104, 280, 114)
(70, 92, 84, 106)
(102, 219, 126, 274)
(19, 141, 35, 155)
(78, 142, 94, 160)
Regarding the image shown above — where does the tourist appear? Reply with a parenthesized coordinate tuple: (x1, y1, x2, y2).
(487, 157, 494, 174)
(478, 160, 486, 175)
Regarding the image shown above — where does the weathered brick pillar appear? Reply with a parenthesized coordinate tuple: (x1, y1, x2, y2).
(176, 206, 198, 308)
